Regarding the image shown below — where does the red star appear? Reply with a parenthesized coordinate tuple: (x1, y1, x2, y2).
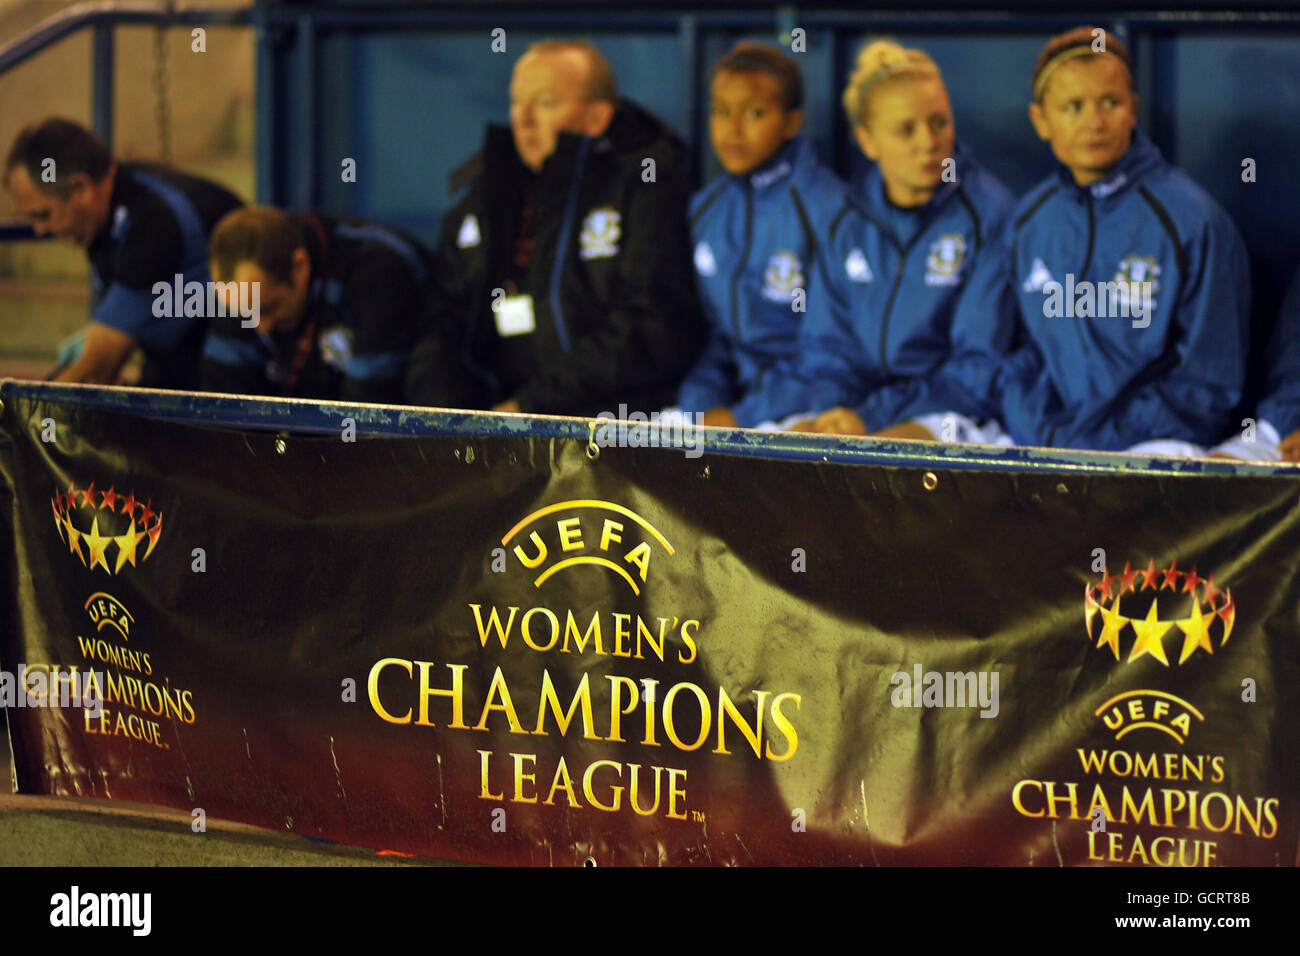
(1181, 566, 1202, 596)
(1203, 573, 1220, 605)
(100, 485, 121, 512)
(138, 500, 156, 526)
(1161, 560, 1180, 591)
(120, 491, 140, 517)
(143, 517, 164, 560)
(51, 498, 65, 542)
(1219, 590, 1236, 642)
(1139, 557, 1160, 590)
(77, 482, 98, 509)
(1097, 572, 1115, 602)
(1117, 561, 1139, 595)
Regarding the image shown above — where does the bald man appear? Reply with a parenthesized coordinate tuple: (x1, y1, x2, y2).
(405, 40, 704, 417)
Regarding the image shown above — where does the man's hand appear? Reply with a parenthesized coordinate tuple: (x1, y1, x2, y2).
(812, 407, 868, 436)
(701, 406, 738, 428)
(873, 421, 938, 442)
(493, 398, 522, 414)
(1280, 428, 1300, 462)
(52, 322, 135, 385)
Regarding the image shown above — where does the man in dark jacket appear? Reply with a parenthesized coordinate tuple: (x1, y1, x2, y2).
(201, 206, 430, 404)
(404, 40, 705, 417)
(4, 118, 243, 388)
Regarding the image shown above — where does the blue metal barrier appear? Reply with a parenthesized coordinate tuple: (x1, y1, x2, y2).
(4, 379, 1296, 478)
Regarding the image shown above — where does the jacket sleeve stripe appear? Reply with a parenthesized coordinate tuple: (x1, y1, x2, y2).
(954, 187, 983, 252)
(1014, 184, 1060, 230)
(788, 186, 817, 263)
(828, 199, 854, 243)
(1137, 186, 1190, 278)
(690, 179, 730, 229)
(202, 334, 264, 367)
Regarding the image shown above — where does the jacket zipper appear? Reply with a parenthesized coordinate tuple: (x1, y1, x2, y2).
(877, 228, 926, 378)
(729, 186, 753, 340)
(548, 138, 589, 353)
(1072, 192, 1095, 356)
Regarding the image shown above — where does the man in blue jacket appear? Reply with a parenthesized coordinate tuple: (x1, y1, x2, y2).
(876, 27, 1251, 452)
(4, 118, 243, 388)
(675, 42, 847, 429)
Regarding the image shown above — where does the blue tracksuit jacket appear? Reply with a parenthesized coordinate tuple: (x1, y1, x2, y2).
(752, 142, 1015, 425)
(675, 134, 847, 426)
(1255, 267, 1300, 441)
(980, 130, 1251, 450)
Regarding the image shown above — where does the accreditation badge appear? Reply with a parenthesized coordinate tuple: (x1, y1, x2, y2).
(495, 294, 536, 337)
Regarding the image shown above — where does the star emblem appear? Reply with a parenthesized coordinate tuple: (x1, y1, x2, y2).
(143, 514, 163, 561)
(1218, 590, 1235, 644)
(100, 485, 121, 512)
(113, 519, 147, 573)
(1202, 574, 1219, 605)
(63, 515, 84, 561)
(77, 482, 98, 509)
(83, 516, 113, 574)
(1117, 561, 1139, 595)
(1096, 598, 1127, 660)
(1175, 599, 1216, 664)
(1128, 600, 1171, 666)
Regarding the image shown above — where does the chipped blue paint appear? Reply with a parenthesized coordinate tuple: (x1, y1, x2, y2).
(3, 380, 1298, 478)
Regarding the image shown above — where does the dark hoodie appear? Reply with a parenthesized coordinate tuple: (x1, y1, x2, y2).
(405, 98, 706, 417)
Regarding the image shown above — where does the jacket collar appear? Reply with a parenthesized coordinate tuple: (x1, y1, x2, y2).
(859, 139, 970, 220)
(450, 98, 680, 195)
(1055, 128, 1162, 201)
(737, 134, 809, 193)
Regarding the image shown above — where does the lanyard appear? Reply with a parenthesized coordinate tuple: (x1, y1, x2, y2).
(280, 212, 331, 396)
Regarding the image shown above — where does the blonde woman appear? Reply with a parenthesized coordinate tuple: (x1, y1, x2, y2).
(755, 40, 1014, 433)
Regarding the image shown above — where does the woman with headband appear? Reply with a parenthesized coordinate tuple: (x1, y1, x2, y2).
(751, 39, 1014, 435)
(847, 26, 1251, 452)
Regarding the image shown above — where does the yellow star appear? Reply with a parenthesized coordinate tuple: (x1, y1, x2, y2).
(113, 519, 147, 573)
(1175, 599, 1216, 664)
(83, 516, 113, 574)
(1095, 598, 1126, 659)
(1128, 600, 1171, 666)
(63, 515, 84, 562)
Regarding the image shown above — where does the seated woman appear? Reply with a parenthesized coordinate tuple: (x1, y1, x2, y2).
(674, 42, 847, 428)
(750, 39, 1014, 434)
(828, 26, 1252, 452)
